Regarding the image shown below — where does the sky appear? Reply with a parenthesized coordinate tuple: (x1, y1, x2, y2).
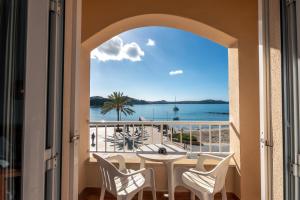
(90, 26, 228, 101)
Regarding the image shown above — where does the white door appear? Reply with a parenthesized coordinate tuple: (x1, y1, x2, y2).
(22, 0, 65, 199)
(62, 0, 82, 199)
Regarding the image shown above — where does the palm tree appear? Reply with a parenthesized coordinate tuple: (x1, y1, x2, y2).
(101, 92, 135, 121)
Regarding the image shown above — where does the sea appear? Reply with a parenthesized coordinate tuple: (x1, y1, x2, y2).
(90, 104, 229, 121)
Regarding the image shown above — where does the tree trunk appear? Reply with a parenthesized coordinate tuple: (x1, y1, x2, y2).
(116, 109, 121, 132)
(117, 109, 120, 121)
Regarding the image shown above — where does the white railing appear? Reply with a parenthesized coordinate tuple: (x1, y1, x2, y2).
(89, 121, 230, 154)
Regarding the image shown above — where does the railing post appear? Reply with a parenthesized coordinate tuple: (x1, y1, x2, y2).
(142, 124, 144, 145)
(228, 124, 230, 152)
(132, 124, 135, 152)
(123, 124, 126, 152)
(160, 124, 163, 144)
(180, 128, 183, 144)
(209, 124, 212, 152)
(219, 125, 222, 152)
(114, 125, 116, 152)
(151, 123, 154, 144)
(170, 125, 173, 143)
(95, 125, 98, 152)
(104, 125, 107, 152)
(199, 125, 202, 152)
(190, 124, 192, 153)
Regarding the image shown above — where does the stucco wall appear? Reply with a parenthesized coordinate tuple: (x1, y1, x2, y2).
(228, 47, 241, 172)
(80, 1, 260, 199)
(78, 47, 90, 193)
(269, 0, 283, 199)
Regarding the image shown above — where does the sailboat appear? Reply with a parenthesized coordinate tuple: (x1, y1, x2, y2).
(173, 97, 180, 121)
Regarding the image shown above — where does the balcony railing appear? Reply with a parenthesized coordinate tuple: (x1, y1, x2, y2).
(89, 121, 230, 154)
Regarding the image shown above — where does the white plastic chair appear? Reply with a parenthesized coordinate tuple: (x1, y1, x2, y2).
(174, 153, 234, 200)
(93, 153, 157, 200)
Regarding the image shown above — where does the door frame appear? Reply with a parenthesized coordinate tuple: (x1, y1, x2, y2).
(60, 0, 82, 199)
(258, 0, 273, 199)
(297, 0, 300, 78)
(22, 0, 49, 199)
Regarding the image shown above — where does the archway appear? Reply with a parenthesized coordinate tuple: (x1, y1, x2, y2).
(79, 13, 254, 199)
(82, 14, 237, 51)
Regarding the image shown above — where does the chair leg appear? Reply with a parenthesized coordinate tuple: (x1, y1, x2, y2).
(190, 191, 195, 200)
(138, 190, 143, 200)
(150, 169, 157, 200)
(202, 195, 210, 200)
(100, 185, 106, 200)
(152, 186, 157, 200)
(198, 193, 214, 200)
(221, 187, 227, 200)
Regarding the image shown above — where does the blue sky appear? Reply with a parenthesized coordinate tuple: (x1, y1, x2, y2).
(90, 26, 228, 101)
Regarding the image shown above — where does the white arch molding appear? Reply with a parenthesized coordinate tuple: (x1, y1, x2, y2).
(82, 14, 238, 51)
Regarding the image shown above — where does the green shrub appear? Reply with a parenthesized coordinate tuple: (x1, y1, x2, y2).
(175, 134, 197, 141)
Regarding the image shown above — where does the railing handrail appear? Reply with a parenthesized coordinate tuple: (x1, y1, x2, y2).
(89, 120, 230, 126)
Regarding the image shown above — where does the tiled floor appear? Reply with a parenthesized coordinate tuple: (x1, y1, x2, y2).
(79, 188, 239, 200)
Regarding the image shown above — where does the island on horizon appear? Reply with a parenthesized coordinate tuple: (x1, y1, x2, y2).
(90, 96, 229, 107)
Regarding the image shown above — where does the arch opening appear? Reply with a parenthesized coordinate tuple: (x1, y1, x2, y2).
(79, 14, 241, 198)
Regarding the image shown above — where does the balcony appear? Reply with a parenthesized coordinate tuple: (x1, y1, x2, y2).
(82, 121, 239, 200)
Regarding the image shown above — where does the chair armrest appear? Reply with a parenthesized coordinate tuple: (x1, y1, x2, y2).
(197, 153, 224, 161)
(106, 155, 126, 171)
(119, 168, 147, 177)
(195, 153, 223, 171)
(188, 168, 215, 177)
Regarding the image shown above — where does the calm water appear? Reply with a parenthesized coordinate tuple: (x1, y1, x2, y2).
(90, 104, 229, 121)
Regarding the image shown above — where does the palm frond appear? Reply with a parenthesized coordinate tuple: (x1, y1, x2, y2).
(100, 91, 135, 120)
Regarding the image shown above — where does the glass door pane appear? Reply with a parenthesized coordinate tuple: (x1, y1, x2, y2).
(0, 0, 27, 199)
(44, 1, 64, 200)
(282, 0, 300, 199)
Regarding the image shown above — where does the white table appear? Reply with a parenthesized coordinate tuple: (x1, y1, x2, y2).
(136, 144, 187, 200)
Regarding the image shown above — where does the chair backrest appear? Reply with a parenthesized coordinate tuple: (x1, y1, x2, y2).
(212, 153, 234, 193)
(93, 154, 120, 194)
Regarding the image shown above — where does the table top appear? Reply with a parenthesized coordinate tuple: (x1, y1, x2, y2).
(136, 144, 187, 163)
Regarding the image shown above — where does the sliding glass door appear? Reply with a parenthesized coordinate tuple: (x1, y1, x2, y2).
(282, 0, 300, 199)
(0, 0, 27, 199)
(45, 0, 65, 199)
(1, 0, 65, 199)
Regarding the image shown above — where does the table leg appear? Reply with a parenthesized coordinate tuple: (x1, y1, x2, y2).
(138, 158, 145, 200)
(167, 162, 175, 200)
(140, 158, 145, 169)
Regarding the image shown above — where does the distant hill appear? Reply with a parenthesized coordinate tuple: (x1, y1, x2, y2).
(90, 96, 228, 107)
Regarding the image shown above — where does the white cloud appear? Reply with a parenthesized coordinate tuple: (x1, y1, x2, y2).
(169, 70, 183, 76)
(91, 36, 145, 62)
(146, 38, 155, 46)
